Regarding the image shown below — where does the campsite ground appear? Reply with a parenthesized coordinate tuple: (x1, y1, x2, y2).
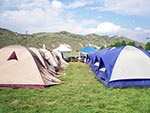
(1, 62, 150, 113)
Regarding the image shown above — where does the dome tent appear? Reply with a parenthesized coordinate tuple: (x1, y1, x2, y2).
(54, 44, 72, 52)
(0, 45, 61, 89)
(80, 46, 97, 54)
(54, 44, 72, 60)
(88, 46, 150, 87)
(86, 47, 111, 72)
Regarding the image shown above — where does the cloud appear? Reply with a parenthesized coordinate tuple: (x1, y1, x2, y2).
(0, 0, 150, 43)
(93, 22, 150, 43)
(0, 0, 97, 34)
(92, 0, 150, 16)
(96, 22, 121, 34)
(135, 27, 143, 31)
(67, 0, 93, 9)
(0, 0, 65, 33)
(51, 0, 64, 10)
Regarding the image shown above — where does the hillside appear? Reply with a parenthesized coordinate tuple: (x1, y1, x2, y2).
(0, 28, 145, 51)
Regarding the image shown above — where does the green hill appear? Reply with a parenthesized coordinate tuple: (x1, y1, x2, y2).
(0, 28, 145, 51)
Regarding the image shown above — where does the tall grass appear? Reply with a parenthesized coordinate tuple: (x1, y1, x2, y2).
(1, 62, 150, 113)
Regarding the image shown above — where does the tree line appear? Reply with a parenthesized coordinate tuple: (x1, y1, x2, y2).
(100, 40, 150, 51)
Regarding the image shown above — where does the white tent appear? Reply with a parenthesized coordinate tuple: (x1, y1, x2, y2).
(0, 45, 61, 89)
(54, 44, 72, 52)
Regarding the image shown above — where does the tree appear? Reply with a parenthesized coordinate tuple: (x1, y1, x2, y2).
(145, 42, 150, 50)
(138, 45, 143, 49)
(109, 40, 126, 47)
(121, 40, 126, 46)
(127, 41, 135, 46)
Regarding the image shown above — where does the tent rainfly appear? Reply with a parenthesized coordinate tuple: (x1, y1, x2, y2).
(87, 46, 150, 87)
(54, 44, 72, 52)
(0, 45, 61, 89)
(80, 46, 97, 54)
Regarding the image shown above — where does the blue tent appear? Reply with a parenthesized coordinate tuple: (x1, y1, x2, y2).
(80, 46, 96, 53)
(86, 47, 111, 72)
(87, 46, 150, 87)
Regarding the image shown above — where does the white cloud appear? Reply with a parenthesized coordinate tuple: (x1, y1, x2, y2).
(0, 0, 150, 44)
(51, 0, 64, 10)
(135, 27, 143, 31)
(93, 22, 150, 43)
(0, 0, 97, 34)
(0, 0, 65, 33)
(96, 22, 121, 34)
(67, 0, 89, 8)
(80, 19, 98, 28)
(93, 0, 150, 16)
(60, 20, 150, 43)
(0, 0, 50, 11)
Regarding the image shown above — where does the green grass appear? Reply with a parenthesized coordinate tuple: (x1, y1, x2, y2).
(1, 62, 150, 113)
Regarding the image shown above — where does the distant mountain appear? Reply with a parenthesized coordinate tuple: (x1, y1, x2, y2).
(0, 28, 145, 50)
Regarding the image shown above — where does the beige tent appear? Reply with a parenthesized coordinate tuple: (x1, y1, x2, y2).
(29, 47, 65, 77)
(0, 45, 61, 89)
(29, 47, 47, 68)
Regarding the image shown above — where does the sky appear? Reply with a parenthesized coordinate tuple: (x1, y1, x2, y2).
(0, 0, 150, 43)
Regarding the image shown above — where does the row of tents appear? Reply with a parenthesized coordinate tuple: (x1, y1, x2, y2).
(86, 45, 150, 87)
(1, 44, 150, 88)
(0, 44, 69, 89)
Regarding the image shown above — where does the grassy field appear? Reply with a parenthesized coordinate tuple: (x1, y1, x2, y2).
(1, 62, 150, 113)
